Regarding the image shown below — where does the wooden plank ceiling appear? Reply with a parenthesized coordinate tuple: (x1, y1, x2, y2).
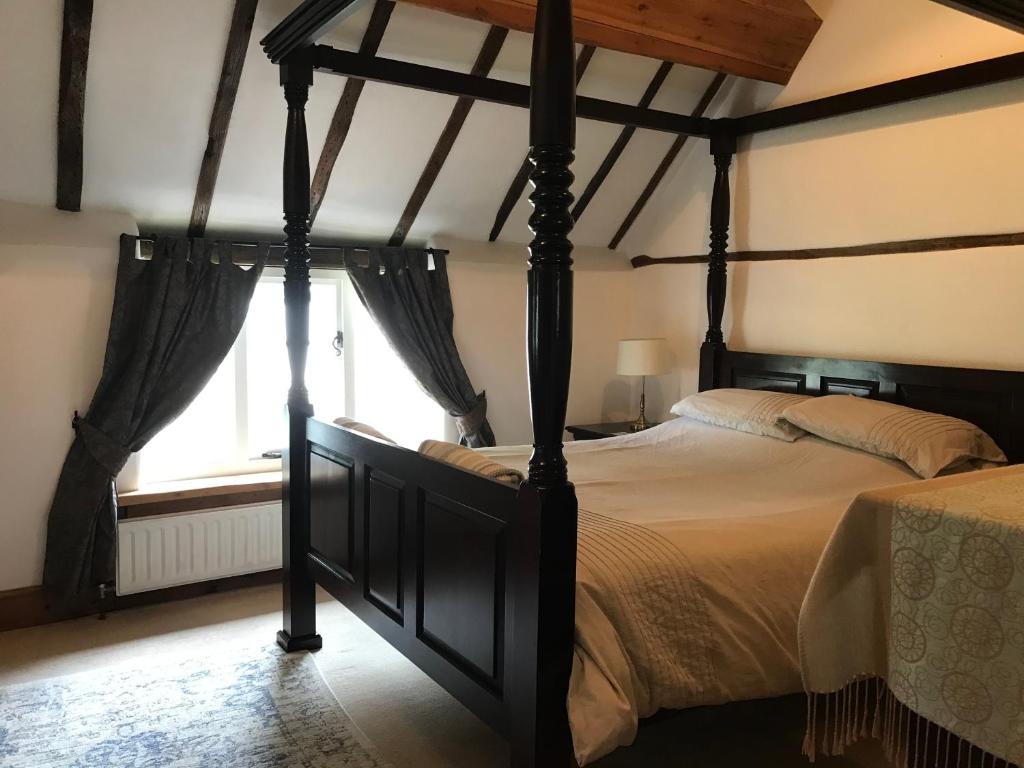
(398, 0, 822, 83)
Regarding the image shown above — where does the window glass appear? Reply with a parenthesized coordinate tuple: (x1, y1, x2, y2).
(138, 273, 445, 485)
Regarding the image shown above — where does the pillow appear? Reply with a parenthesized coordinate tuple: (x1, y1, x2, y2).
(419, 440, 524, 486)
(671, 389, 811, 442)
(333, 417, 395, 444)
(781, 395, 1007, 478)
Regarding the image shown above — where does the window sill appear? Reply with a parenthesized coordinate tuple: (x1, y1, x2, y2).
(117, 472, 283, 519)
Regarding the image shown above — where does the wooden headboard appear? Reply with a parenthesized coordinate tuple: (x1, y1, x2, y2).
(700, 348, 1024, 465)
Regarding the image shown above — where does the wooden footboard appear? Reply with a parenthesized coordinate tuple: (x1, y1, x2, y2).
(303, 419, 558, 759)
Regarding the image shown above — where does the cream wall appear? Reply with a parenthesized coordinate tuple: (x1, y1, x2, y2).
(440, 237, 636, 446)
(625, 0, 1024, 415)
(0, 201, 136, 591)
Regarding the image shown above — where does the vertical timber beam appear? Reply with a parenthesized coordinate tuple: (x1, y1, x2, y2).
(515, 0, 578, 765)
(276, 48, 323, 654)
(698, 129, 736, 392)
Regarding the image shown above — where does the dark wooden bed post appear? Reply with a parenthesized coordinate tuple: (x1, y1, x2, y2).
(512, 0, 579, 765)
(276, 48, 323, 654)
(698, 129, 737, 392)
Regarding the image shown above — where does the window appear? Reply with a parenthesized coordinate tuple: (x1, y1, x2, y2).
(138, 271, 445, 485)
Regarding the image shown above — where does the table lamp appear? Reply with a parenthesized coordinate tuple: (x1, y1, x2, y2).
(617, 338, 671, 432)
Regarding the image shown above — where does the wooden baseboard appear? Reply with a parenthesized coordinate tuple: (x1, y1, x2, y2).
(0, 570, 282, 634)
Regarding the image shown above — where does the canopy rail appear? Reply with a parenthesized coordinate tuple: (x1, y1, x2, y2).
(733, 51, 1024, 136)
(312, 45, 714, 138)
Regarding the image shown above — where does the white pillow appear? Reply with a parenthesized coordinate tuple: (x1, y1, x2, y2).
(671, 388, 811, 442)
(781, 395, 1007, 478)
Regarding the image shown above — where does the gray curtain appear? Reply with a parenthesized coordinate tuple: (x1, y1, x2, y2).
(348, 250, 496, 448)
(43, 235, 266, 596)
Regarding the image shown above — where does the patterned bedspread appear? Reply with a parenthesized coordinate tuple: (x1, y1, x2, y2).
(800, 465, 1024, 765)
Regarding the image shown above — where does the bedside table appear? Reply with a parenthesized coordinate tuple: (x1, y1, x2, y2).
(566, 422, 656, 440)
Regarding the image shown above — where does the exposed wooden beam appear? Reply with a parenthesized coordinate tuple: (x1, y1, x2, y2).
(734, 51, 1024, 136)
(261, 0, 369, 63)
(488, 44, 596, 243)
(398, 0, 821, 84)
(309, 0, 395, 226)
(313, 45, 713, 137)
(572, 61, 672, 224)
(389, 26, 509, 246)
(56, 0, 94, 212)
(630, 231, 1024, 268)
(608, 73, 726, 250)
(188, 0, 260, 238)
(932, 0, 1024, 31)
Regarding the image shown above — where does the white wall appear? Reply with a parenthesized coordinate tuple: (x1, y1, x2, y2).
(625, 0, 1024, 416)
(0, 201, 136, 591)
(440, 237, 636, 446)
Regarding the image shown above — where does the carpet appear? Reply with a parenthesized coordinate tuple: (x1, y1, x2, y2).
(0, 644, 390, 767)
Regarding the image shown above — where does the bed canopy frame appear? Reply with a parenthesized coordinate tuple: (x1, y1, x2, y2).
(263, 2, 1024, 765)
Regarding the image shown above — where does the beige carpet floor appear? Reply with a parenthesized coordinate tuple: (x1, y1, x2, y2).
(0, 584, 885, 767)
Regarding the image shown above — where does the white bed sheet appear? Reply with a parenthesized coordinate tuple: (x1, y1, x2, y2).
(482, 417, 919, 765)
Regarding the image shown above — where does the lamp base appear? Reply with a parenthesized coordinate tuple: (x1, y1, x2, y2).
(630, 414, 650, 432)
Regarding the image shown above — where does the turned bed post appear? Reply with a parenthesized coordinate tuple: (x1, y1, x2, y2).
(513, 0, 579, 765)
(698, 129, 737, 392)
(277, 48, 322, 653)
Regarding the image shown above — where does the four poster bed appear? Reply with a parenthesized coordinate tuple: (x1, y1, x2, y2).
(261, 2, 1024, 766)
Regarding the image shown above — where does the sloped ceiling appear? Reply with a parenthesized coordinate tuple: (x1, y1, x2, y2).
(1, 0, 751, 251)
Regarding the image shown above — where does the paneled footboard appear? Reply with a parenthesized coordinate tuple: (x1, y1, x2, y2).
(303, 418, 551, 747)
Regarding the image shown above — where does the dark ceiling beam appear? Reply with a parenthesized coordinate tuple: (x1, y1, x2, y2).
(608, 73, 726, 250)
(631, 231, 1024, 267)
(572, 60, 672, 224)
(389, 26, 509, 246)
(312, 46, 714, 137)
(309, 0, 395, 226)
(488, 44, 596, 243)
(734, 51, 1024, 135)
(261, 0, 369, 63)
(188, 0, 260, 238)
(56, 0, 94, 212)
(931, 0, 1024, 31)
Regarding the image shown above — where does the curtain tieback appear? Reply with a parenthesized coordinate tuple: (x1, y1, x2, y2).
(454, 392, 488, 441)
(72, 411, 132, 476)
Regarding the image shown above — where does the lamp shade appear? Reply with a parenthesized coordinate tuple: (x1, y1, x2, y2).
(617, 338, 671, 376)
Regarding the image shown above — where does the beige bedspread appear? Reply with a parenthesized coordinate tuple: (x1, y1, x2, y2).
(799, 465, 1024, 766)
(483, 418, 919, 765)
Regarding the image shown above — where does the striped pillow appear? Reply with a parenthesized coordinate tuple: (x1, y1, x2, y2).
(671, 388, 811, 442)
(419, 440, 524, 486)
(333, 417, 395, 444)
(782, 395, 1007, 478)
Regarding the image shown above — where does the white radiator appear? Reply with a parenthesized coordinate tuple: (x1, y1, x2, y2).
(116, 502, 282, 596)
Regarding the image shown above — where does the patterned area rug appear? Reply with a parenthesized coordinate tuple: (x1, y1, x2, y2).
(0, 645, 390, 767)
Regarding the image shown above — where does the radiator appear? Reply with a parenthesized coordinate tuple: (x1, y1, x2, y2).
(116, 503, 282, 596)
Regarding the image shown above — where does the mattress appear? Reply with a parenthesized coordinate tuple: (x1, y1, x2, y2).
(483, 417, 920, 765)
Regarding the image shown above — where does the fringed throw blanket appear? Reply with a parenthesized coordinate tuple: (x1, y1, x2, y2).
(799, 465, 1024, 767)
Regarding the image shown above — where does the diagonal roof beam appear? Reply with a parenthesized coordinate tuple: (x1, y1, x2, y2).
(310, 0, 395, 226)
(608, 73, 726, 250)
(572, 60, 672, 224)
(389, 25, 509, 245)
(188, 0, 260, 238)
(56, 0, 94, 212)
(487, 44, 596, 242)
